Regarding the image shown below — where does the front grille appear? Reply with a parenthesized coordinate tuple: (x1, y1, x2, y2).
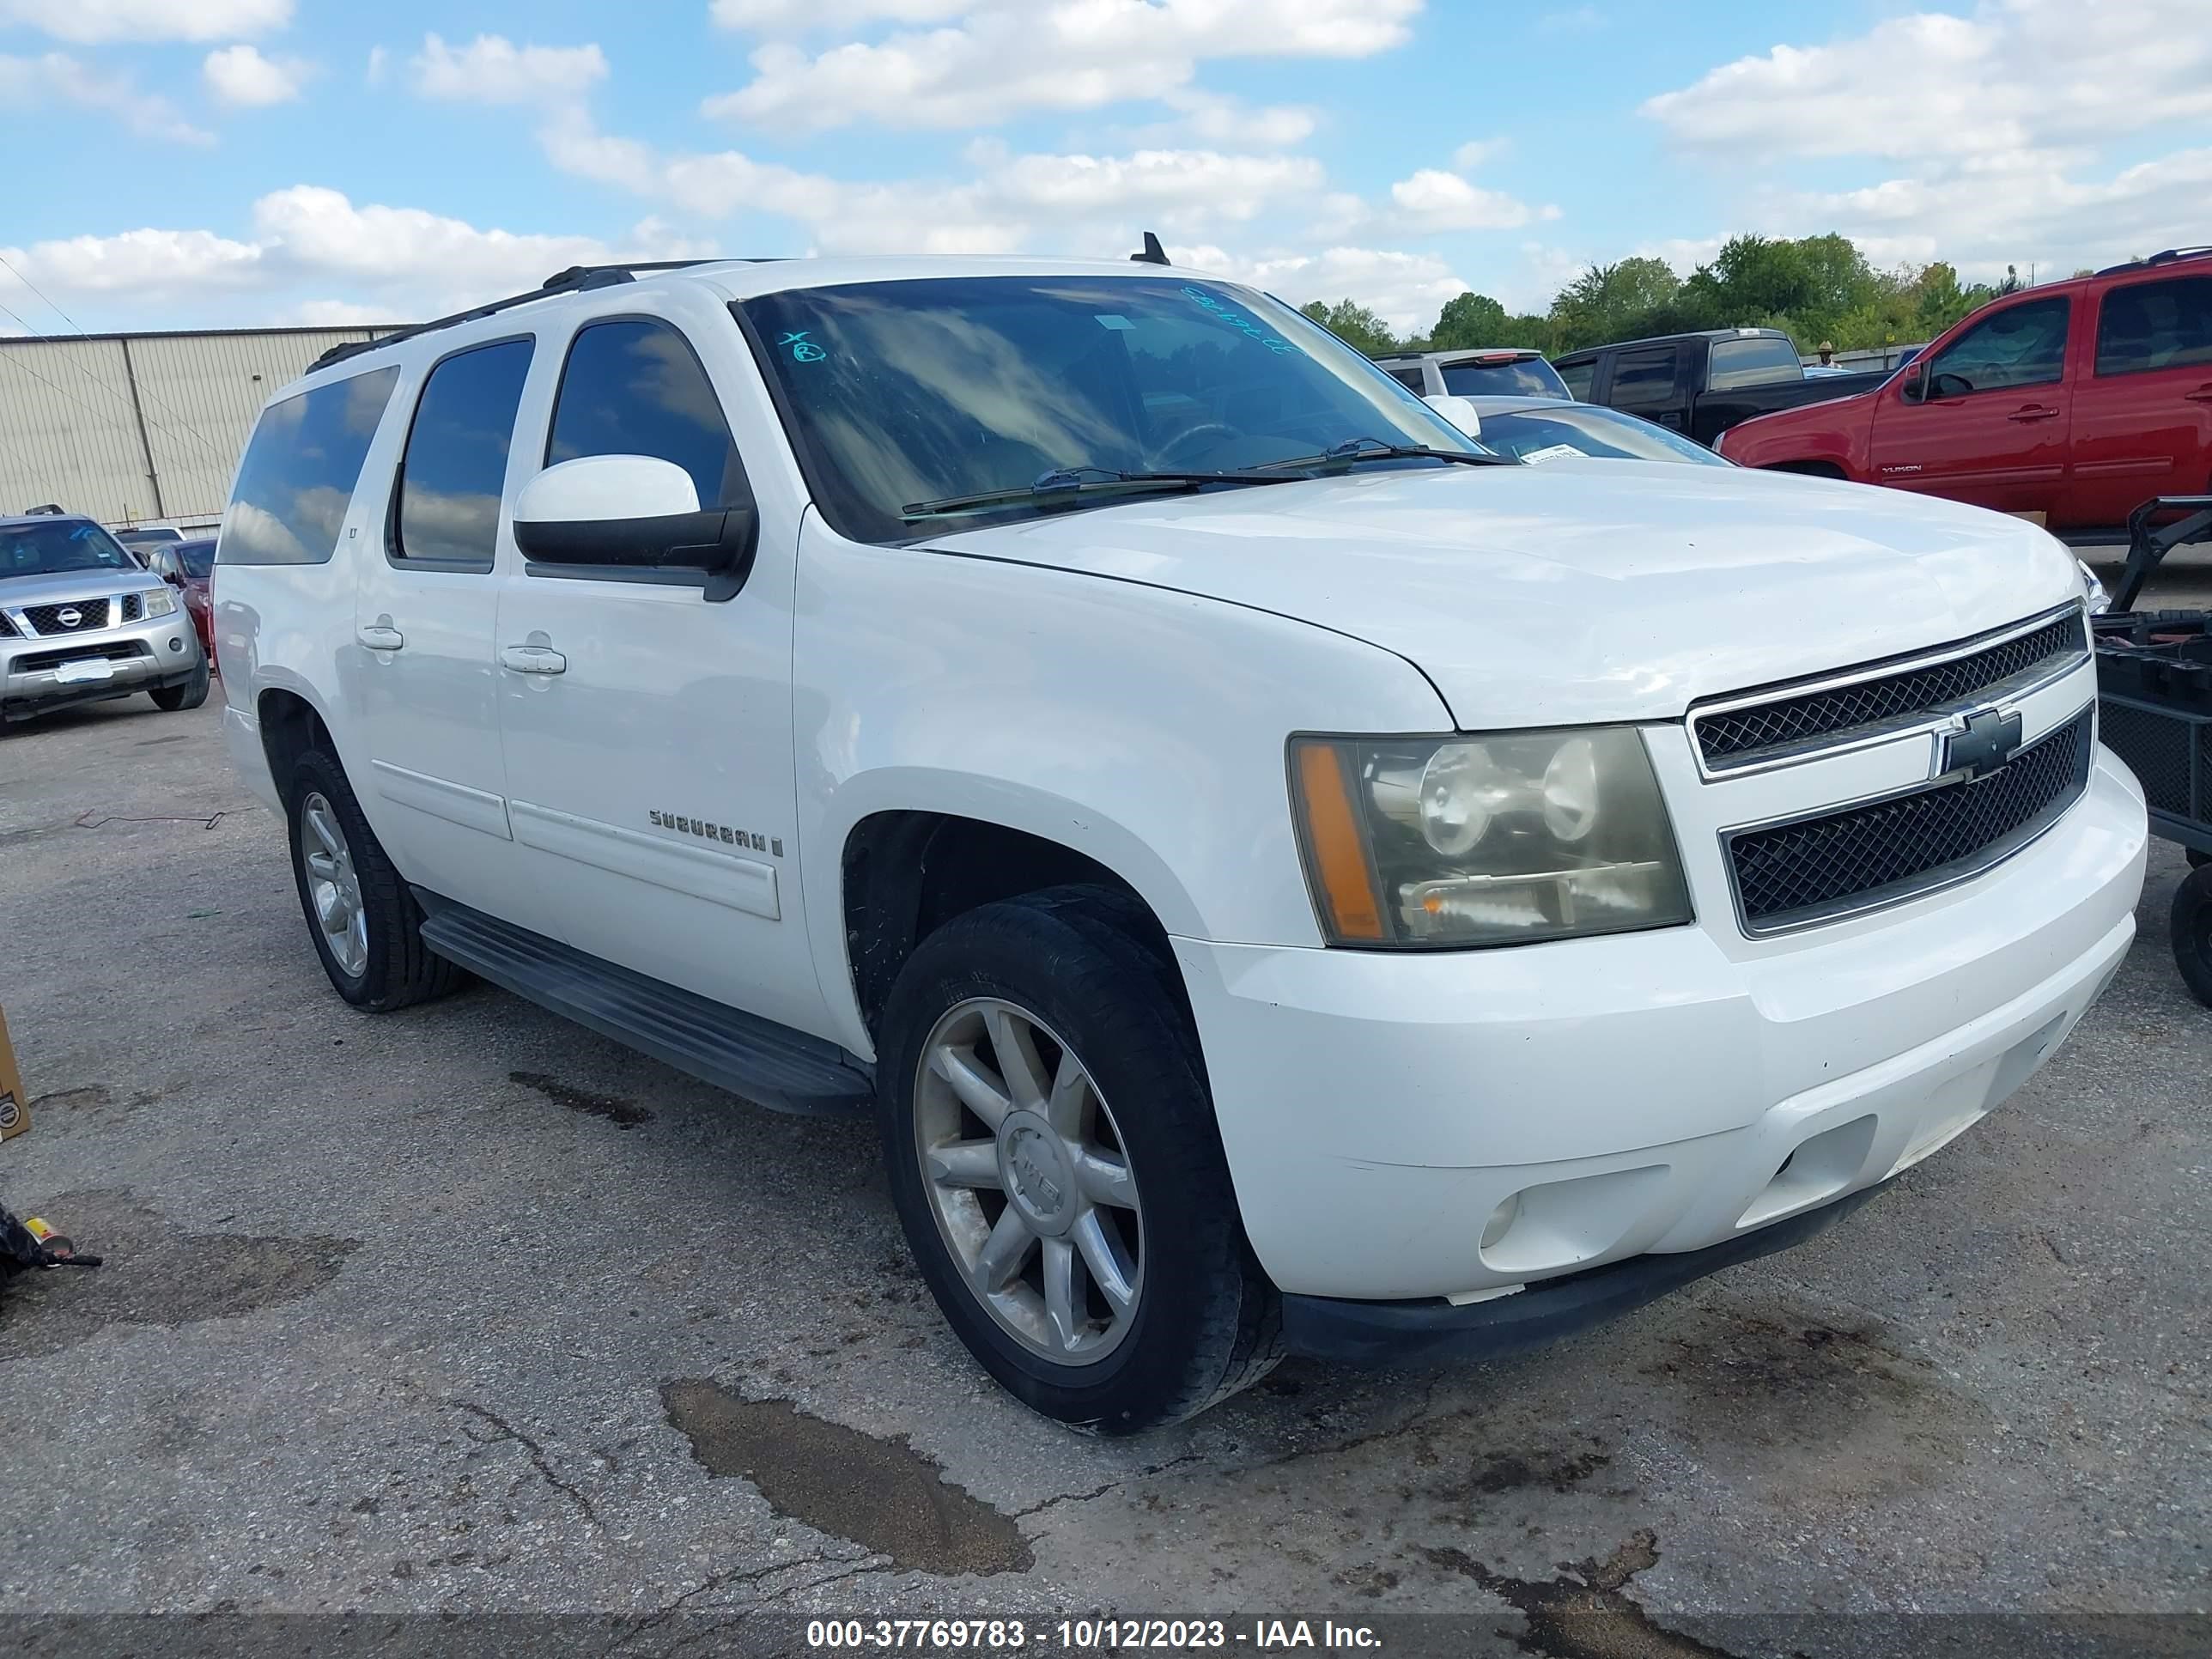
(1727, 707, 2094, 933)
(0, 611, 15, 637)
(22, 599, 112, 635)
(1695, 611, 2089, 771)
(118, 592, 143, 623)
(15, 641, 150, 674)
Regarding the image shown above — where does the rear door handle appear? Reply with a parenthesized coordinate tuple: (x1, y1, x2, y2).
(357, 624, 405, 651)
(501, 643, 567, 675)
(2007, 404, 2060, 422)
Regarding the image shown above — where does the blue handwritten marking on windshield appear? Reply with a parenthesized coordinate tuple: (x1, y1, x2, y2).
(1182, 286, 1296, 354)
(779, 330, 827, 363)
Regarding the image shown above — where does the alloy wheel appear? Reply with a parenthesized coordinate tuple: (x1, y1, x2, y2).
(913, 998, 1144, 1364)
(300, 791, 368, 977)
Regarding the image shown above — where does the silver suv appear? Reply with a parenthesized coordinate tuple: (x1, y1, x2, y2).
(1, 513, 210, 724)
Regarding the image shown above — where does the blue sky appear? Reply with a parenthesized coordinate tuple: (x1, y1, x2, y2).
(3, 0, 2206, 336)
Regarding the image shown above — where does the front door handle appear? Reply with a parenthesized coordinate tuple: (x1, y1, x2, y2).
(357, 623, 405, 652)
(2007, 404, 2060, 422)
(2185, 385, 2212, 404)
(501, 643, 567, 675)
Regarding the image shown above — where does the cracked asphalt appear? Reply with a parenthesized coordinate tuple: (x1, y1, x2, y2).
(1, 573, 2207, 1656)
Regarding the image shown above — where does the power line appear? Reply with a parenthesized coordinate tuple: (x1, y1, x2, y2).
(0, 252, 233, 468)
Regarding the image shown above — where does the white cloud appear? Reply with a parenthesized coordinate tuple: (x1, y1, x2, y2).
(1450, 138, 1509, 171)
(204, 43, 312, 106)
(0, 188, 714, 323)
(1157, 88, 1316, 148)
(710, 0, 968, 24)
(1171, 243, 1470, 334)
(0, 0, 289, 43)
(544, 111, 1324, 254)
(1643, 0, 2212, 163)
(410, 33, 608, 104)
(365, 45, 387, 86)
(288, 299, 400, 326)
(1642, 0, 2211, 282)
(703, 0, 1424, 131)
(1388, 168, 1542, 232)
(0, 50, 213, 143)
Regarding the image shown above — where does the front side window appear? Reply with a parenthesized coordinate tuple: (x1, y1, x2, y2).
(221, 366, 400, 565)
(1439, 356, 1571, 399)
(547, 319, 746, 510)
(1706, 335, 1802, 391)
(394, 338, 535, 568)
(2095, 276, 2212, 377)
(1928, 297, 2070, 395)
(739, 276, 1480, 541)
(0, 520, 137, 579)
(1607, 348, 1679, 404)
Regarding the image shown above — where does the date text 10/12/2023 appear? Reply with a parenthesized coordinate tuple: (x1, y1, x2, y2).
(804, 1620, 1383, 1650)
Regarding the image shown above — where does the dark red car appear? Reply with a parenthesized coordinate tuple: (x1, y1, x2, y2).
(1720, 246, 2212, 541)
(146, 537, 216, 663)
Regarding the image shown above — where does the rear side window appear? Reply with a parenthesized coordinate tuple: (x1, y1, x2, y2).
(2096, 276, 2212, 377)
(1387, 367, 1426, 391)
(546, 319, 747, 509)
(1607, 348, 1679, 404)
(1439, 356, 1571, 398)
(392, 338, 535, 568)
(1558, 359, 1597, 400)
(220, 366, 400, 565)
(1706, 335, 1802, 391)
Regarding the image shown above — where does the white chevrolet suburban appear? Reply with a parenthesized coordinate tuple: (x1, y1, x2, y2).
(214, 256, 2148, 1431)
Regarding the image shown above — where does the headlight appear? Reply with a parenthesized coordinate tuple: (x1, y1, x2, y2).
(2075, 558, 2110, 617)
(141, 586, 179, 618)
(1291, 727, 1693, 948)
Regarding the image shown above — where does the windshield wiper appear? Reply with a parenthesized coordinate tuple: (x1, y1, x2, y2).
(902, 465, 1297, 522)
(1256, 436, 1517, 471)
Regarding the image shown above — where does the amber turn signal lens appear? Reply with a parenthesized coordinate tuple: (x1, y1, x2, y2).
(1291, 740, 1387, 944)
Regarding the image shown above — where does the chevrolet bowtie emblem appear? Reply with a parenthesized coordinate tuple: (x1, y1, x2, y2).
(1940, 707, 2023, 781)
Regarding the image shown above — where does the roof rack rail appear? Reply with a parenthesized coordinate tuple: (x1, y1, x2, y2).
(2094, 245, 2212, 276)
(305, 259, 736, 374)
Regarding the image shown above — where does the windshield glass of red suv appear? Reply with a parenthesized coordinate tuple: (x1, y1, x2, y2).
(1, 521, 138, 579)
(740, 276, 1480, 541)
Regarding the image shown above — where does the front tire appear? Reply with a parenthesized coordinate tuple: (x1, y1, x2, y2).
(149, 655, 210, 712)
(285, 748, 462, 1012)
(2171, 866, 2212, 1008)
(878, 886, 1280, 1432)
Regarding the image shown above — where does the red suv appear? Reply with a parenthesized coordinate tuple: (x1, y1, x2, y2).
(1720, 246, 2212, 539)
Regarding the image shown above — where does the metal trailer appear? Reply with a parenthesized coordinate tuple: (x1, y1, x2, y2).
(2092, 495, 2212, 1004)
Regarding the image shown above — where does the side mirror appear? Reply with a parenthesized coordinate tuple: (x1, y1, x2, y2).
(1899, 366, 1926, 403)
(1423, 393, 1483, 438)
(513, 454, 759, 601)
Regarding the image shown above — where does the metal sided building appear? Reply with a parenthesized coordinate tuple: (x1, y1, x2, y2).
(0, 325, 409, 532)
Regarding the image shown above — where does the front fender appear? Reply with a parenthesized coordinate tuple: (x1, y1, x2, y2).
(793, 520, 1451, 1053)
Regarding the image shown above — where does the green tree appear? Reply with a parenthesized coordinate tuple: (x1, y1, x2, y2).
(1299, 298, 1401, 356)
(1547, 256, 1684, 351)
(1426, 291, 1510, 350)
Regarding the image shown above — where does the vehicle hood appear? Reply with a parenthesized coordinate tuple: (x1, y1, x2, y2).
(0, 569, 163, 607)
(925, 461, 2081, 729)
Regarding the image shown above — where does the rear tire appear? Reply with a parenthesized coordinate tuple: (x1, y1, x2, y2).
(149, 655, 210, 712)
(878, 884, 1280, 1432)
(285, 748, 463, 1012)
(2171, 866, 2212, 1008)
(2186, 848, 2209, 870)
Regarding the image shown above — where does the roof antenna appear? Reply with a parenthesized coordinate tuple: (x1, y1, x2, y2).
(1130, 231, 1170, 267)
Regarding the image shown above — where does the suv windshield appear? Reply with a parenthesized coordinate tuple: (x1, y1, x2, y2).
(740, 276, 1483, 540)
(1438, 356, 1571, 399)
(1, 520, 139, 580)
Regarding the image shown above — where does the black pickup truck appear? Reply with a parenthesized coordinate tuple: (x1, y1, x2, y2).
(1553, 327, 1891, 448)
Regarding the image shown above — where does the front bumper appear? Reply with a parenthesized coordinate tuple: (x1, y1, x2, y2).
(1175, 747, 2148, 1307)
(2, 608, 204, 720)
